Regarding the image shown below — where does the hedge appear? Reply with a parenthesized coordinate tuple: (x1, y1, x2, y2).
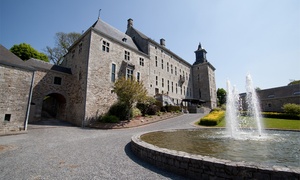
(261, 112, 300, 120)
(199, 110, 225, 126)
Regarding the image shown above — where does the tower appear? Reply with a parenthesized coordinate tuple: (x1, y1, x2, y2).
(194, 43, 207, 65)
(192, 43, 217, 109)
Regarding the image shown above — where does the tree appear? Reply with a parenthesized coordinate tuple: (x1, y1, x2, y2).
(45, 32, 81, 65)
(288, 80, 300, 86)
(10, 43, 49, 62)
(217, 88, 226, 106)
(113, 77, 148, 120)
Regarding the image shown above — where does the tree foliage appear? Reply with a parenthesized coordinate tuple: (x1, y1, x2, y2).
(288, 80, 300, 86)
(10, 43, 49, 62)
(113, 77, 148, 119)
(217, 88, 226, 106)
(45, 32, 81, 65)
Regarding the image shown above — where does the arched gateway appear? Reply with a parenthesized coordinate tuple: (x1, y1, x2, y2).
(42, 93, 66, 120)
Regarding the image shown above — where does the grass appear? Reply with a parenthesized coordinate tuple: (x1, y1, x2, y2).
(214, 117, 300, 130)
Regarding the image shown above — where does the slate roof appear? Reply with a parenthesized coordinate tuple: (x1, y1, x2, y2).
(0, 44, 35, 71)
(127, 26, 192, 67)
(26, 58, 72, 74)
(92, 18, 139, 51)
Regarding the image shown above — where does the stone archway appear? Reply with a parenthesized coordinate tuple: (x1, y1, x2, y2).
(42, 93, 66, 120)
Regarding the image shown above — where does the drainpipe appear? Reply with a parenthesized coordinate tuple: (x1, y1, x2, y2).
(24, 71, 35, 131)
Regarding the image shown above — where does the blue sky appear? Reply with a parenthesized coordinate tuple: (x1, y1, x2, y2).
(1, 0, 299, 92)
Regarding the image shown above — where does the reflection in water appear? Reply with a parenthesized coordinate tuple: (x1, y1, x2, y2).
(141, 129, 300, 168)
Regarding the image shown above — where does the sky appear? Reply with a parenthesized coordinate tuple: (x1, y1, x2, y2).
(1, 0, 299, 92)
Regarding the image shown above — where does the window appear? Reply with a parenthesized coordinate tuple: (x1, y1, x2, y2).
(171, 64, 173, 74)
(171, 82, 174, 92)
(102, 40, 110, 52)
(125, 50, 130, 60)
(111, 64, 116, 82)
(54, 77, 62, 85)
(176, 83, 178, 93)
(199, 89, 202, 98)
(4, 114, 11, 121)
(139, 58, 144, 66)
(155, 56, 158, 67)
(161, 59, 164, 69)
(167, 62, 169, 72)
(126, 68, 133, 80)
(167, 80, 170, 91)
(175, 67, 177, 75)
(162, 78, 164, 87)
(156, 76, 158, 86)
(137, 72, 140, 82)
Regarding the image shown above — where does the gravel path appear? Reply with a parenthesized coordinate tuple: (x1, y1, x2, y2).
(0, 114, 204, 180)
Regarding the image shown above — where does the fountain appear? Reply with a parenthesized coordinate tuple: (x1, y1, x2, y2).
(131, 74, 300, 179)
(225, 74, 264, 138)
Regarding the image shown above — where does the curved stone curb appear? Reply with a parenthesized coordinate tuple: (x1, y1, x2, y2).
(131, 131, 300, 180)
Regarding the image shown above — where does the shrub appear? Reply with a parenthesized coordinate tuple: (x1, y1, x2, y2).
(282, 103, 300, 115)
(164, 105, 181, 112)
(146, 104, 160, 115)
(136, 102, 148, 115)
(155, 101, 164, 112)
(132, 107, 142, 118)
(199, 111, 225, 126)
(100, 115, 120, 123)
(262, 112, 300, 120)
(108, 102, 130, 120)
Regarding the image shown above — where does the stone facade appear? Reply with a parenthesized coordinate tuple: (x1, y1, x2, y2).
(0, 65, 34, 132)
(240, 84, 300, 112)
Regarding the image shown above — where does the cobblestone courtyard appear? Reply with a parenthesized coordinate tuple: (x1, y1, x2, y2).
(0, 114, 203, 180)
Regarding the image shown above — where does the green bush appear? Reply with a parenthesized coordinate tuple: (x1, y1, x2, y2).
(282, 103, 300, 115)
(100, 115, 120, 123)
(146, 104, 160, 115)
(136, 102, 148, 115)
(108, 102, 130, 120)
(199, 111, 225, 126)
(155, 101, 164, 112)
(132, 107, 142, 118)
(262, 112, 300, 120)
(164, 105, 181, 112)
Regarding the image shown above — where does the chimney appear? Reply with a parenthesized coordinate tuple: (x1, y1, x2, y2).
(127, 18, 133, 29)
(160, 38, 165, 46)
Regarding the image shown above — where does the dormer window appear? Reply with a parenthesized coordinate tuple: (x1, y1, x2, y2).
(122, 38, 127, 42)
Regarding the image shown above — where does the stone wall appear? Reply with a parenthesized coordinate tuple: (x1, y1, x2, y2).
(61, 31, 91, 126)
(30, 70, 72, 123)
(147, 43, 193, 105)
(84, 30, 151, 121)
(192, 63, 217, 109)
(0, 65, 33, 132)
(131, 133, 300, 180)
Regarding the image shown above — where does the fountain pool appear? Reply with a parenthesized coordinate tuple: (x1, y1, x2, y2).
(131, 74, 300, 179)
(140, 129, 300, 168)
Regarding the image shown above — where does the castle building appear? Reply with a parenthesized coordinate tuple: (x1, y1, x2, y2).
(0, 18, 217, 132)
(61, 18, 217, 125)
